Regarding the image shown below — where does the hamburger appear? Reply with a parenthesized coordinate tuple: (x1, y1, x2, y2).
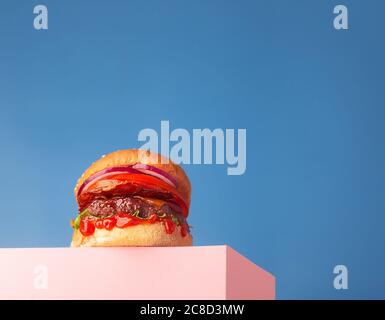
(70, 149, 192, 247)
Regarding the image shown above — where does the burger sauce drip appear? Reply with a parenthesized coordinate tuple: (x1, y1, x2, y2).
(78, 213, 188, 238)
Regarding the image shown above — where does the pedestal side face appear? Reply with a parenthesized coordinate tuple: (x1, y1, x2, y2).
(226, 247, 275, 300)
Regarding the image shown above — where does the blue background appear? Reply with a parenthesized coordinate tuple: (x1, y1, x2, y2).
(0, 0, 384, 299)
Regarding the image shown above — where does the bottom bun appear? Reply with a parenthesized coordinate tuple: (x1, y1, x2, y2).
(71, 222, 193, 247)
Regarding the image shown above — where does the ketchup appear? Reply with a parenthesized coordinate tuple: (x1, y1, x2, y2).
(77, 212, 187, 238)
(95, 220, 104, 229)
(79, 219, 95, 237)
(115, 212, 140, 228)
(103, 217, 116, 230)
(180, 223, 188, 237)
(163, 218, 176, 234)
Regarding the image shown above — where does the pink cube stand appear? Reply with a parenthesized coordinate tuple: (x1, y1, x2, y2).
(0, 245, 275, 299)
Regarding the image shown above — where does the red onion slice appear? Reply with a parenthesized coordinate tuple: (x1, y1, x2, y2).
(77, 166, 140, 196)
(132, 164, 178, 188)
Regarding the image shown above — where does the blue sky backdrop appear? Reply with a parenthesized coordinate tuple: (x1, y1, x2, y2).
(0, 0, 384, 299)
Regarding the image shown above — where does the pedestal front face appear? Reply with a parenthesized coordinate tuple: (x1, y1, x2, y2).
(0, 245, 275, 300)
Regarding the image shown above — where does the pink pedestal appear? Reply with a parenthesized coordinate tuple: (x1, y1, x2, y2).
(0, 245, 275, 300)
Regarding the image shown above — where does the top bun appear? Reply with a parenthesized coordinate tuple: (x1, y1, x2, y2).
(74, 149, 191, 208)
